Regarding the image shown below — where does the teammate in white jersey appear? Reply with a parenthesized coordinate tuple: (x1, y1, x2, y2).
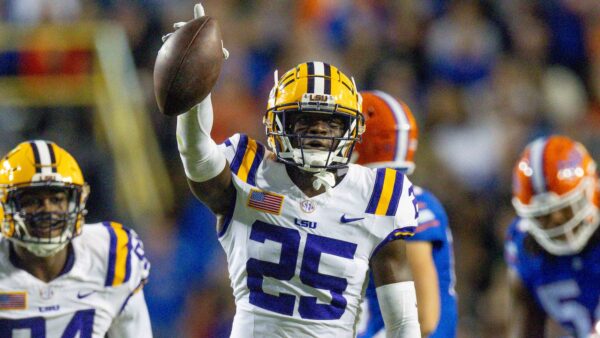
(0, 140, 152, 337)
(170, 4, 421, 337)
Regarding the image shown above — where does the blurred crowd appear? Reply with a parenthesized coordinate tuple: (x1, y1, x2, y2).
(2, 0, 600, 337)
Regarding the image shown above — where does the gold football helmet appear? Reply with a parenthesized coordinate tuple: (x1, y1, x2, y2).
(264, 62, 364, 171)
(0, 141, 89, 257)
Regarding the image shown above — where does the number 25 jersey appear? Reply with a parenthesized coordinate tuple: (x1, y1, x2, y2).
(217, 134, 419, 338)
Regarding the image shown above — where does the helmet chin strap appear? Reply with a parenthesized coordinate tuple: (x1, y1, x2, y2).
(11, 213, 73, 257)
(312, 170, 336, 191)
(14, 239, 69, 257)
(293, 149, 338, 191)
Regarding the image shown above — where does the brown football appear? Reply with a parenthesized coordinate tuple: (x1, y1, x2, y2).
(154, 16, 224, 116)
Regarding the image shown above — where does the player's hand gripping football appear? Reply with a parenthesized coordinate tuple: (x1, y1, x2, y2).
(154, 1, 227, 116)
(162, 3, 229, 60)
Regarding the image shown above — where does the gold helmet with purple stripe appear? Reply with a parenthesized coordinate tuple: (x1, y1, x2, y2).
(0, 140, 89, 256)
(264, 61, 364, 171)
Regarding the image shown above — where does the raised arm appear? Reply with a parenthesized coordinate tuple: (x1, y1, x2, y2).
(170, 3, 235, 216)
(370, 239, 421, 337)
(176, 96, 235, 216)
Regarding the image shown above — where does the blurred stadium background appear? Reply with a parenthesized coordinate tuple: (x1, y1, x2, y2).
(1, 0, 599, 337)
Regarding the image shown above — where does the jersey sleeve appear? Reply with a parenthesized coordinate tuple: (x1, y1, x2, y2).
(218, 133, 242, 163)
(406, 188, 448, 243)
(367, 168, 419, 257)
(102, 222, 150, 294)
(392, 175, 419, 235)
(218, 133, 266, 186)
(107, 290, 152, 337)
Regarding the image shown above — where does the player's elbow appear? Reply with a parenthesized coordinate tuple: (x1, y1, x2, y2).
(414, 289, 440, 336)
(417, 308, 439, 336)
(419, 320, 437, 336)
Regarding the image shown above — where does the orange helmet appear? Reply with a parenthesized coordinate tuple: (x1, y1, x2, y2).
(353, 90, 418, 174)
(512, 135, 600, 255)
(0, 141, 89, 257)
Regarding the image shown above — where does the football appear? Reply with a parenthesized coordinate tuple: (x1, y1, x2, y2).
(154, 16, 224, 116)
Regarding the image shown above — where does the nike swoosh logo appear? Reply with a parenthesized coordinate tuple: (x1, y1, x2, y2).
(77, 290, 97, 299)
(340, 215, 365, 223)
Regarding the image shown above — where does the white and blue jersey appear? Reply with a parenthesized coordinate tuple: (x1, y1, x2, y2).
(505, 217, 600, 338)
(0, 222, 152, 337)
(216, 134, 419, 338)
(358, 186, 457, 338)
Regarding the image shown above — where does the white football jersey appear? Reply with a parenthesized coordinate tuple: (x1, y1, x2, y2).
(218, 134, 419, 338)
(0, 222, 151, 338)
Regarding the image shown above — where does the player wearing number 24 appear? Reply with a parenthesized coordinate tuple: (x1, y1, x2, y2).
(504, 135, 600, 337)
(0, 141, 152, 337)
(170, 3, 421, 337)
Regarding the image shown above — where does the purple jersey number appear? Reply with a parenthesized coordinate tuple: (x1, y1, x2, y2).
(246, 220, 357, 320)
(0, 309, 95, 338)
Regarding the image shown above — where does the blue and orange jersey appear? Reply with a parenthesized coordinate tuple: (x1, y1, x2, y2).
(504, 217, 600, 337)
(358, 186, 457, 338)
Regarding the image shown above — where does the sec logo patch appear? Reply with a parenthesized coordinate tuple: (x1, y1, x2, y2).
(300, 200, 316, 213)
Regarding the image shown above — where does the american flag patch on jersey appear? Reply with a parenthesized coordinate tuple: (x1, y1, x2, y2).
(247, 189, 284, 215)
(0, 292, 26, 310)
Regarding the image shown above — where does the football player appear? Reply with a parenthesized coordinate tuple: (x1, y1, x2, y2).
(353, 91, 458, 338)
(505, 135, 600, 337)
(170, 4, 421, 337)
(0, 140, 152, 337)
